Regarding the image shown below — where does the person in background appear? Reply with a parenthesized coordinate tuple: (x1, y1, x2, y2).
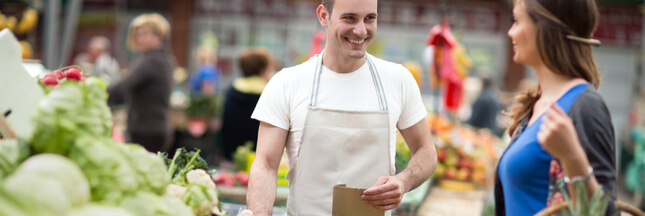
(107, 13, 175, 153)
(220, 48, 274, 161)
(246, 0, 437, 214)
(495, 0, 617, 215)
(188, 45, 221, 97)
(468, 72, 503, 136)
(74, 36, 120, 84)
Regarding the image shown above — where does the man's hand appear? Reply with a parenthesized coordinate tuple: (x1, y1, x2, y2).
(361, 176, 406, 210)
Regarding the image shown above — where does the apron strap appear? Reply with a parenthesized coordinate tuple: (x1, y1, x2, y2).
(309, 50, 388, 111)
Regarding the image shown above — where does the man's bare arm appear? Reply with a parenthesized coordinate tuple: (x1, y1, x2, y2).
(247, 122, 288, 216)
(362, 119, 437, 210)
(397, 118, 437, 193)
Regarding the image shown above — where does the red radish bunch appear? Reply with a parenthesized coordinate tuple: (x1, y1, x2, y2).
(64, 68, 83, 81)
(213, 171, 249, 187)
(41, 67, 85, 86)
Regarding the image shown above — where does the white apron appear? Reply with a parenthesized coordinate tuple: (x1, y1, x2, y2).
(286, 51, 394, 215)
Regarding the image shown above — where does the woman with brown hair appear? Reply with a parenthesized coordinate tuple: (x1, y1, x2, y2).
(220, 48, 275, 160)
(494, 0, 617, 215)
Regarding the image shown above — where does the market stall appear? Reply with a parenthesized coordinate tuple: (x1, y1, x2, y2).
(0, 29, 226, 216)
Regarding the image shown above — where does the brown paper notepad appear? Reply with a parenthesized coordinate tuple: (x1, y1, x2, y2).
(332, 183, 385, 216)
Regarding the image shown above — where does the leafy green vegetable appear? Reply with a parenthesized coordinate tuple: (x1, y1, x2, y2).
(182, 184, 218, 216)
(185, 96, 217, 118)
(120, 191, 194, 216)
(118, 143, 170, 195)
(3, 154, 90, 215)
(558, 180, 613, 216)
(162, 148, 209, 185)
(0, 138, 30, 179)
(0, 190, 35, 216)
(233, 141, 254, 172)
(30, 78, 113, 155)
(69, 136, 138, 204)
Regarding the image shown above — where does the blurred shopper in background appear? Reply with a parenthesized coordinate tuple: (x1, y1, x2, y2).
(495, 0, 617, 215)
(107, 13, 176, 153)
(188, 45, 221, 97)
(220, 48, 275, 161)
(468, 71, 502, 136)
(74, 36, 120, 84)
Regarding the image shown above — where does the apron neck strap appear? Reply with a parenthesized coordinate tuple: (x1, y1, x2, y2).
(309, 50, 389, 111)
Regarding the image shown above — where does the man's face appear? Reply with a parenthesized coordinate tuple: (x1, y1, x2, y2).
(319, 0, 378, 60)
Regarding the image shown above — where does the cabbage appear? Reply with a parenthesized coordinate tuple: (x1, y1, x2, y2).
(69, 136, 138, 204)
(3, 154, 90, 214)
(30, 78, 113, 155)
(0, 139, 30, 179)
(65, 204, 135, 216)
(120, 191, 194, 216)
(0, 189, 40, 216)
(118, 144, 170, 195)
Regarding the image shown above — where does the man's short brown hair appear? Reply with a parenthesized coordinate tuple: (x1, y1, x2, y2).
(322, 0, 334, 15)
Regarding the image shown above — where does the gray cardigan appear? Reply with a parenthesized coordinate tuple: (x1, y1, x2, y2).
(108, 48, 175, 134)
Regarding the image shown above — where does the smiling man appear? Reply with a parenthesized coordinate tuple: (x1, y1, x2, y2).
(246, 0, 437, 215)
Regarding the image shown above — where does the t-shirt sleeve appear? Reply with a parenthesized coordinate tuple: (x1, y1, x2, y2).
(396, 64, 428, 130)
(251, 71, 291, 130)
(568, 90, 618, 214)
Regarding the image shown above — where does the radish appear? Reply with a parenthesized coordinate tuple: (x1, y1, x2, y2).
(43, 73, 55, 79)
(237, 172, 249, 186)
(213, 171, 227, 184)
(64, 68, 83, 81)
(52, 70, 63, 80)
(41, 76, 58, 86)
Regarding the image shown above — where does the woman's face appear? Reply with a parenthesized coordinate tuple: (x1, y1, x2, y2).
(134, 26, 162, 52)
(508, 0, 540, 66)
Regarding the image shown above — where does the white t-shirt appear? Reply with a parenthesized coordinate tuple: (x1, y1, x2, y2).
(251, 54, 427, 169)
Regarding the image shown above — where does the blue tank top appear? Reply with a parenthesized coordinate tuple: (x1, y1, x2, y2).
(498, 83, 588, 215)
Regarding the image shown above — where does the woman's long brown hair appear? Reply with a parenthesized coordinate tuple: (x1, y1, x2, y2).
(506, 0, 601, 135)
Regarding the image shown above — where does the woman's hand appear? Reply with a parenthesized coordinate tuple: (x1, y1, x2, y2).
(537, 104, 586, 164)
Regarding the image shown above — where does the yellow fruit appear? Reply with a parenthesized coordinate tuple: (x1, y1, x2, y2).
(5, 15, 17, 32)
(439, 179, 475, 191)
(434, 163, 445, 178)
(471, 170, 487, 185)
(456, 168, 471, 181)
(0, 14, 6, 30)
(16, 8, 38, 35)
(403, 61, 423, 89)
(19, 41, 32, 59)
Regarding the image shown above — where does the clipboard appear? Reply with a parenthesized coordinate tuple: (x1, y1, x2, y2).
(332, 183, 385, 216)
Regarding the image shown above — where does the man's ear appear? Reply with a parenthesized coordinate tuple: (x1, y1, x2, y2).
(316, 5, 328, 28)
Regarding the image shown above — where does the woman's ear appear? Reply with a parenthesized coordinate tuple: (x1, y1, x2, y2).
(317, 5, 329, 28)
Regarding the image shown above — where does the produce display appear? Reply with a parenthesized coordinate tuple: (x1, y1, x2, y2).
(0, 67, 227, 216)
(396, 113, 500, 190)
(430, 114, 499, 189)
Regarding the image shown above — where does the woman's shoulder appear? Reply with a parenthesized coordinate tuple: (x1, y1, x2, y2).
(569, 85, 610, 114)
